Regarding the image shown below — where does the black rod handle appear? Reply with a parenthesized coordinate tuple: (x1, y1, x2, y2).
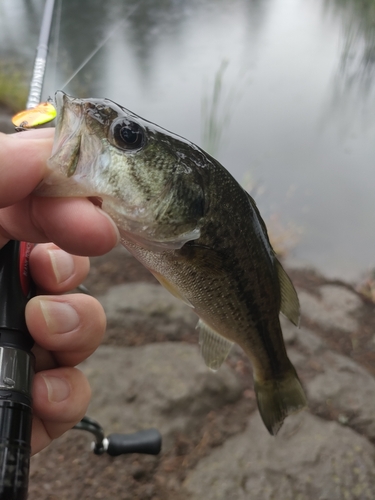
(107, 429, 162, 456)
(0, 401, 33, 500)
(0, 241, 35, 499)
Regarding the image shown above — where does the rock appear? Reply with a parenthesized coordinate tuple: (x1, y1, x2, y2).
(183, 411, 375, 500)
(281, 315, 326, 368)
(281, 317, 375, 440)
(0, 108, 14, 134)
(305, 350, 375, 439)
(98, 283, 197, 340)
(281, 315, 325, 353)
(298, 285, 362, 333)
(79, 342, 243, 450)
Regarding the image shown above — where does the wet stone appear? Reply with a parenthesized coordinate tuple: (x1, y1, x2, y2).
(298, 285, 362, 333)
(183, 411, 375, 500)
(79, 342, 243, 450)
(305, 350, 375, 439)
(281, 317, 375, 440)
(97, 282, 197, 342)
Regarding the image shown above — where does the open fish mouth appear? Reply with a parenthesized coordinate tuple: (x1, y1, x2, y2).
(35, 92, 111, 198)
(52, 92, 83, 159)
(51, 92, 86, 178)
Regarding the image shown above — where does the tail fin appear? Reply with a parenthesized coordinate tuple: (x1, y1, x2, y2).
(254, 367, 307, 435)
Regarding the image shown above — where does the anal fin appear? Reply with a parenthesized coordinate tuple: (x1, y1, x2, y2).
(197, 320, 233, 371)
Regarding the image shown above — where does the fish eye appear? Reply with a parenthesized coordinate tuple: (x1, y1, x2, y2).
(111, 120, 145, 150)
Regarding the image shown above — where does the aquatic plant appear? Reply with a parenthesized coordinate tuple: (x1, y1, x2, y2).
(356, 269, 375, 303)
(266, 214, 302, 260)
(0, 62, 28, 112)
(201, 60, 240, 157)
(202, 64, 301, 260)
(325, 0, 375, 88)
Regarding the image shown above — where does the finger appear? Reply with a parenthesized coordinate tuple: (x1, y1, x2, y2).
(30, 243, 90, 293)
(0, 196, 119, 255)
(31, 344, 56, 372)
(26, 293, 106, 369)
(0, 130, 54, 208)
(31, 367, 91, 455)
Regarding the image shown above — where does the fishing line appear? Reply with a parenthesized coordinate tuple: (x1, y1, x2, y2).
(12, 0, 143, 128)
(60, 1, 142, 92)
(48, 0, 62, 93)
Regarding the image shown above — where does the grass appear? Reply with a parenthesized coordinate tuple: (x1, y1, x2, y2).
(356, 270, 375, 302)
(0, 62, 28, 113)
(266, 214, 302, 260)
(330, 0, 375, 24)
(201, 60, 242, 157)
(202, 64, 301, 260)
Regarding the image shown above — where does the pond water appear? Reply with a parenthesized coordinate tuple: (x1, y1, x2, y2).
(1, 0, 375, 281)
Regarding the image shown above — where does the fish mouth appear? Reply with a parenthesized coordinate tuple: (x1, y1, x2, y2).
(88, 196, 103, 208)
(36, 92, 106, 198)
(52, 91, 84, 166)
(53, 91, 95, 181)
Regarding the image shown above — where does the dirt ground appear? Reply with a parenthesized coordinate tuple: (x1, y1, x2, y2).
(28, 249, 375, 499)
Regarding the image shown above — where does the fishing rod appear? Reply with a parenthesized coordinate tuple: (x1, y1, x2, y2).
(1, 1, 161, 498)
(0, 1, 56, 497)
(27, 0, 56, 109)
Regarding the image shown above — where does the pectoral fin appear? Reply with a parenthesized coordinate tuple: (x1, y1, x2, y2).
(276, 260, 300, 326)
(197, 320, 233, 371)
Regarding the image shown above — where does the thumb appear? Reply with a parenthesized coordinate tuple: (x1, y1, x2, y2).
(0, 129, 54, 208)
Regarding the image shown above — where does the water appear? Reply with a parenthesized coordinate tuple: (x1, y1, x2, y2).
(1, 0, 375, 282)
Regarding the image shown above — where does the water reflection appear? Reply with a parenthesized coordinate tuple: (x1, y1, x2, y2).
(112, 0, 189, 75)
(325, 0, 375, 81)
(1, 0, 375, 280)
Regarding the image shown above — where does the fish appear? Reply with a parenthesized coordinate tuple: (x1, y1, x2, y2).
(36, 91, 307, 435)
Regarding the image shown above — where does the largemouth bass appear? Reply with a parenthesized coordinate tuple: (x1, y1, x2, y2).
(36, 91, 306, 435)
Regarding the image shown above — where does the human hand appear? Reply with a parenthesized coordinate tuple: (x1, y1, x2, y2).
(27, 244, 107, 454)
(0, 129, 119, 455)
(0, 128, 119, 253)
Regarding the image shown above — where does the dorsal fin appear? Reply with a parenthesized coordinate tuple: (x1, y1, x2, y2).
(275, 259, 300, 326)
(197, 320, 233, 371)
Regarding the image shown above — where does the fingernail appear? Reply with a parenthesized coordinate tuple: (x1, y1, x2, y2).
(42, 374, 71, 403)
(48, 249, 75, 284)
(94, 206, 121, 245)
(39, 300, 80, 334)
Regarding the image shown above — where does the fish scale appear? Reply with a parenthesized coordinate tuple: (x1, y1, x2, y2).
(36, 90, 307, 436)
